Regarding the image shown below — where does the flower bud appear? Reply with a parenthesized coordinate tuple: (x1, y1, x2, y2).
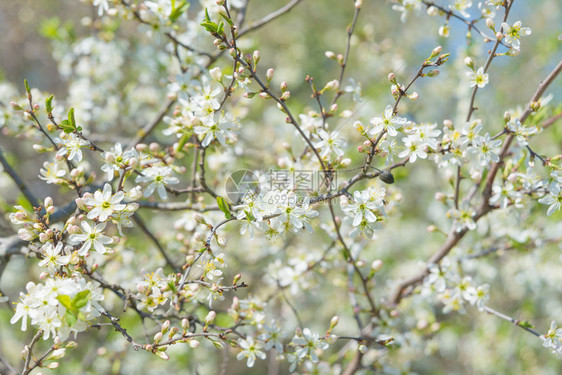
(10, 102, 23, 111)
(233, 273, 241, 285)
(189, 340, 200, 348)
(330, 315, 339, 329)
(266, 68, 274, 82)
(486, 18, 495, 30)
(387, 72, 396, 83)
(340, 158, 351, 167)
(39, 233, 49, 243)
(44, 197, 53, 208)
(153, 332, 163, 344)
(33, 144, 48, 152)
(464, 57, 474, 69)
(205, 311, 216, 325)
(503, 111, 511, 123)
(209, 67, 222, 82)
(281, 91, 290, 100)
(323, 80, 339, 91)
(426, 69, 439, 77)
(252, 50, 260, 65)
(427, 6, 437, 16)
(161, 320, 171, 334)
(430, 46, 442, 58)
(371, 259, 383, 272)
(354, 0, 362, 9)
(325, 51, 336, 59)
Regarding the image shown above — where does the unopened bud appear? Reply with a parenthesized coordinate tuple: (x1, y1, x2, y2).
(426, 69, 439, 77)
(325, 51, 336, 59)
(464, 57, 474, 69)
(209, 67, 222, 82)
(486, 18, 495, 30)
(387, 72, 396, 83)
(161, 320, 171, 334)
(233, 273, 241, 285)
(182, 318, 190, 331)
(266, 68, 274, 82)
(503, 111, 511, 123)
(323, 80, 339, 91)
(252, 50, 260, 65)
(281, 91, 290, 100)
(330, 316, 339, 329)
(371, 259, 383, 272)
(430, 46, 442, 58)
(205, 311, 216, 325)
(153, 332, 163, 344)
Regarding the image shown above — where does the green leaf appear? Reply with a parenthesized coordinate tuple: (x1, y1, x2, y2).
(176, 132, 192, 152)
(59, 119, 75, 134)
(71, 290, 91, 309)
(219, 12, 233, 26)
(65, 311, 77, 327)
(518, 320, 535, 329)
(16, 195, 34, 212)
(245, 210, 255, 221)
(201, 21, 218, 34)
(217, 21, 225, 35)
(213, 313, 235, 327)
(24, 79, 30, 94)
(169, 1, 189, 22)
(45, 95, 54, 114)
(216, 196, 231, 219)
(57, 295, 73, 311)
(68, 108, 76, 129)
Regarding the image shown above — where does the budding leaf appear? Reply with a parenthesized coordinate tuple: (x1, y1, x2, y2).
(219, 12, 233, 26)
(24, 79, 30, 94)
(59, 119, 75, 134)
(176, 132, 192, 152)
(57, 295, 73, 311)
(65, 311, 78, 327)
(169, 1, 189, 22)
(216, 196, 231, 219)
(72, 290, 91, 309)
(68, 108, 76, 128)
(518, 320, 535, 329)
(45, 95, 54, 114)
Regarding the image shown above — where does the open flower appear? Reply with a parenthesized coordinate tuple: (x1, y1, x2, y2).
(84, 183, 126, 222)
(236, 337, 266, 368)
(69, 221, 113, 256)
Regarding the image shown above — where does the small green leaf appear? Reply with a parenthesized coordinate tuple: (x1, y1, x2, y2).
(219, 12, 233, 26)
(57, 295, 73, 311)
(216, 196, 231, 219)
(217, 21, 225, 35)
(68, 108, 76, 129)
(59, 119, 75, 134)
(16, 195, 34, 212)
(245, 210, 255, 221)
(170, 1, 189, 22)
(72, 290, 91, 309)
(45, 95, 54, 114)
(176, 132, 192, 152)
(65, 311, 77, 327)
(518, 320, 535, 329)
(24, 79, 31, 94)
(201, 21, 218, 34)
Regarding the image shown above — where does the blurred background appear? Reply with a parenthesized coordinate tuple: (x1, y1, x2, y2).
(1, 0, 561, 374)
